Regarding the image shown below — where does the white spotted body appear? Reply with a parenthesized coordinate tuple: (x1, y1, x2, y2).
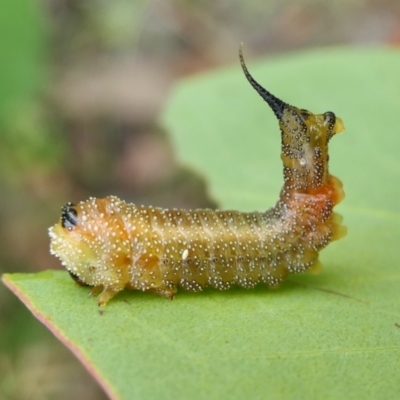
(49, 48, 346, 305)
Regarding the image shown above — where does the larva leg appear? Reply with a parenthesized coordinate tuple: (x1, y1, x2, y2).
(307, 260, 323, 275)
(262, 264, 289, 288)
(98, 286, 123, 306)
(88, 286, 102, 297)
(147, 285, 177, 300)
(331, 212, 347, 241)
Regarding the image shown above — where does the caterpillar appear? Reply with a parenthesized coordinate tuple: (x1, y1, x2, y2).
(49, 47, 346, 306)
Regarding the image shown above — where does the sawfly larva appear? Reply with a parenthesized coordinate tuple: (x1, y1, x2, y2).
(49, 47, 346, 306)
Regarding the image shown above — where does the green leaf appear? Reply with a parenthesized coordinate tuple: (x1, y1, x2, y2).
(3, 47, 400, 399)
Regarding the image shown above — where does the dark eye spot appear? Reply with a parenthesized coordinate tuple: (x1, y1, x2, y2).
(61, 202, 78, 230)
(323, 111, 336, 125)
(68, 270, 89, 286)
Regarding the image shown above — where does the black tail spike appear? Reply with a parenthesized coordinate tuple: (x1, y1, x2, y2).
(239, 44, 287, 120)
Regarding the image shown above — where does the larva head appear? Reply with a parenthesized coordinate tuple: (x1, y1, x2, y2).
(239, 46, 345, 193)
(49, 197, 131, 288)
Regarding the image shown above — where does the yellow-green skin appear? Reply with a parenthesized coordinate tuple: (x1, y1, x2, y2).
(49, 50, 346, 306)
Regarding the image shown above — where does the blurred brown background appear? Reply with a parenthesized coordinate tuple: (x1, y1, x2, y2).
(1, 1, 399, 399)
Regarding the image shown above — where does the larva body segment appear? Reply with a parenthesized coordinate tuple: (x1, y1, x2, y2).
(49, 48, 346, 306)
